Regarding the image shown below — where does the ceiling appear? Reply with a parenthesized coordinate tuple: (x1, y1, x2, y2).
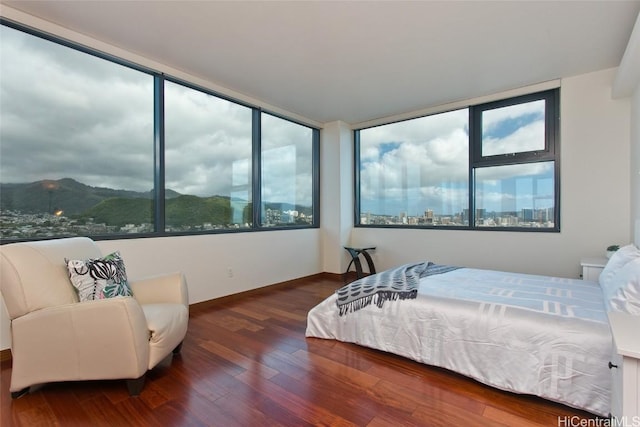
(2, 0, 640, 125)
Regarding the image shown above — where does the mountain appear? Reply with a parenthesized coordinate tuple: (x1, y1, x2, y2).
(0, 178, 180, 216)
(76, 198, 154, 227)
(77, 194, 245, 227)
(1, 178, 311, 228)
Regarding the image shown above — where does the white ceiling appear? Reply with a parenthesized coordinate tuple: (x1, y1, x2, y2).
(2, 0, 640, 125)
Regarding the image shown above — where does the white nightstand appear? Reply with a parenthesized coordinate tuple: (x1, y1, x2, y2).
(580, 257, 608, 281)
(607, 311, 640, 420)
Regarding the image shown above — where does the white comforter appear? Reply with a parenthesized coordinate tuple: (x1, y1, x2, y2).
(306, 267, 612, 416)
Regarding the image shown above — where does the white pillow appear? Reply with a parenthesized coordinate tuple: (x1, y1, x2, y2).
(604, 257, 640, 315)
(599, 244, 640, 289)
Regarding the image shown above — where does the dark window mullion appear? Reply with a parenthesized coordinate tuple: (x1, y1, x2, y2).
(474, 153, 555, 168)
(551, 88, 561, 229)
(252, 110, 262, 228)
(154, 75, 166, 233)
(312, 128, 321, 227)
(468, 107, 476, 228)
(354, 130, 361, 226)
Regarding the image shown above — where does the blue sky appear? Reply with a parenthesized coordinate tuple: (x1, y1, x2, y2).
(359, 102, 553, 217)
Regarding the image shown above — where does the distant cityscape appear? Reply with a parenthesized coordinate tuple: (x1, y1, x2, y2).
(0, 205, 553, 239)
(0, 208, 313, 240)
(0, 178, 314, 240)
(0, 175, 552, 239)
(360, 207, 555, 228)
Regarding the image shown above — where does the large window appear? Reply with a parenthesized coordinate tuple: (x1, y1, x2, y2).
(0, 23, 155, 239)
(357, 109, 469, 226)
(260, 113, 315, 227)
(0, 22, 319, 242)
(356, 89, 559, 231)
(164, 80, 253, 231)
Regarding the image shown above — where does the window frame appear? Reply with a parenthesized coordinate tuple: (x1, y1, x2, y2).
(0, 20, 320, 244)
(470, 89, 558, 167)
(354, 88, 560, 232)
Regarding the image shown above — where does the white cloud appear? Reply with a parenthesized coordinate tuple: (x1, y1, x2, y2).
(482, 99, 544, 132)
(358, 105, 555, 215)
(482, 117, 545, 156)
(359, 109, 469, 213)
(0, 26, 314, 207)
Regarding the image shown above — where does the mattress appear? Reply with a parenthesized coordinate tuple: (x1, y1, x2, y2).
(306, 267, 612, 416)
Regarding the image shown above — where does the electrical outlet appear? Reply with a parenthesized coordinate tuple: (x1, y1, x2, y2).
(227, 267, 233, 278)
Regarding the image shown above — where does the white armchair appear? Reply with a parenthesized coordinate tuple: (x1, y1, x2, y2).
(0, 237, 189, 397)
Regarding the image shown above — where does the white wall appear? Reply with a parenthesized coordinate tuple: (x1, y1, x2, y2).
(320, 121, 354, 274)
(97, 230, 322, 305)
(351, 68, 631, 279)
(613, 12, 639, 246)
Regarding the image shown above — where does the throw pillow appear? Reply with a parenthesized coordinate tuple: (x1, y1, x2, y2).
(66, 251, 133, 302)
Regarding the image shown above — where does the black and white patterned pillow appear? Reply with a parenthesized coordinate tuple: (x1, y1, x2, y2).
(66, 251, 133, 302)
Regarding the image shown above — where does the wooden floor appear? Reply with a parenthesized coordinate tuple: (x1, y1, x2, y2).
(1, 275, 599, 426)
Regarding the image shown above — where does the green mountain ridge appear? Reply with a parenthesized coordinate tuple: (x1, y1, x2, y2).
(1, 178, 311, 228)
(0, 178, 180, 216)
(78, 195, 246, 227)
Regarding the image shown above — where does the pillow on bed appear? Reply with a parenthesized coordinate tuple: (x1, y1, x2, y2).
(599, 243, 640, 289)
(603, 257, 640, 315)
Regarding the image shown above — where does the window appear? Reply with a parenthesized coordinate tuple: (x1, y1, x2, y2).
(357, 109, 469, 226)
(0, 22, 319, 242)
(164, 80, 253, 231)
(0, 23, 155, 239)
(355, 89, 559, 231)
(472, 90, 558, 229)
(260, 113, 316, 227)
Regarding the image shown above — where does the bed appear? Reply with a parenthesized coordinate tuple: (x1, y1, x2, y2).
(305, 245, 640, 416)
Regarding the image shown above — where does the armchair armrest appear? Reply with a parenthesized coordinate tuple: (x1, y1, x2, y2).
(9, 297, 150, 391)
(130, 272, 188, 307)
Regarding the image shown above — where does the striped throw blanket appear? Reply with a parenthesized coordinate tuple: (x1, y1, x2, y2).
(336, 262, 459, 316)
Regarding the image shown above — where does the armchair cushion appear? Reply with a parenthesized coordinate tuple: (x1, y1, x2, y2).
(142, 303, 189, 368)
(130, 272, 189, 307)
(66, 251, 133, 301)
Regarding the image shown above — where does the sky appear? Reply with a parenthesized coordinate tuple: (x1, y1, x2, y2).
(0, 25, 313, 208)
(359, 101, 554, 216)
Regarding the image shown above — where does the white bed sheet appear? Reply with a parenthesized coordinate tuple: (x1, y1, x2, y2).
(306, 267, 612, 416)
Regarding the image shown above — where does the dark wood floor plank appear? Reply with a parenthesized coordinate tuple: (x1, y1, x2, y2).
(219, 382, 314, 427)
(412, 400, 507, 427)
(73, 394, 137, 427)
(290, 348, 381, 389)
(0, 276, 599, 426)
(199, 339, 279, 379)
(482, 405, 553, 427)
(228, 305, 271, 322)
(235, 369, 358, 427)
(365, 363, 487, 416)
(113, 395, 165, 427)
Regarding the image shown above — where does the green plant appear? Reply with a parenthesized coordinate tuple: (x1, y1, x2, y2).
(607, 245, 620, 252)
